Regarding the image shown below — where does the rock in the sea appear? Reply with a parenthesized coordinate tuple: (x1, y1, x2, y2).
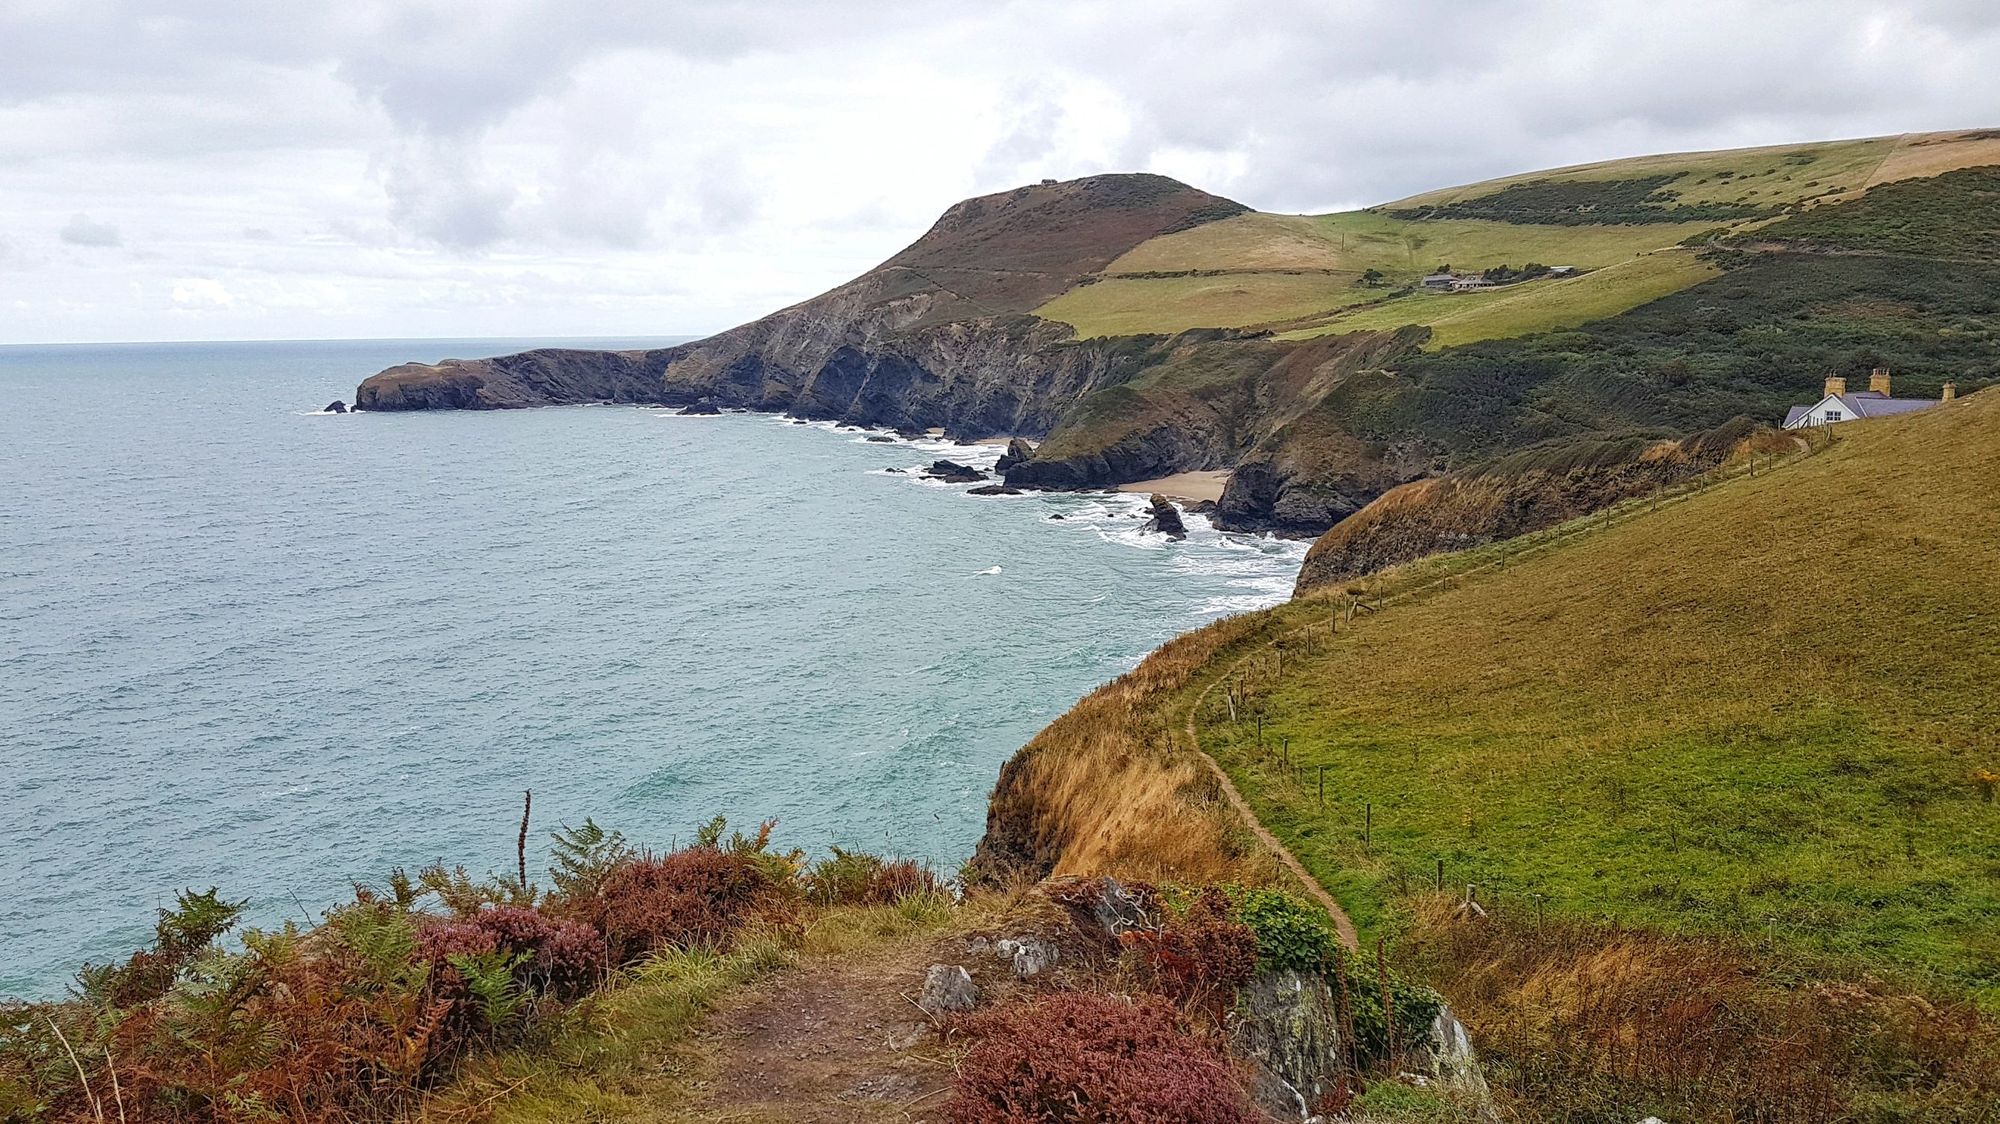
(1048, 513, 1066, 520)
(1141, 494, 1187, 539)
(967, 484, 1023, 496)
(679, 399, 722, 415)
(923, 459, 988, 484)
(865, 434, 897, 443)
(994, 437, 1035, 473)
(1184, 499, 1218, 516)
(323, 400, 348, 414)
(918, 964, 979, 1015)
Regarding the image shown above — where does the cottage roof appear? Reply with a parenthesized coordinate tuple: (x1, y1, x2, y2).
(1786, 391, 1938, 426)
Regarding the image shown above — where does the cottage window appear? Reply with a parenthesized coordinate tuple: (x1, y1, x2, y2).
(1823, 409, 1843, 422)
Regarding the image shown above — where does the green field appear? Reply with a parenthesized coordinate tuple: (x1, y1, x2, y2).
(1384, 135, 1896, 210)
(1034, 270, 1381, 337)
(1181, 391, 2000, 995)
(1280, 250, 1719, 346)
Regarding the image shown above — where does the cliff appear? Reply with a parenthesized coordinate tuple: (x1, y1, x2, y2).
(355, 132, 2000, 538)
(1291, 417, 1794, 595)
(357, 174, 1247, 428)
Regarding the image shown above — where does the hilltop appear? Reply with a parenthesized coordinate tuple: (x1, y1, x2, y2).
(354, 129, 2000, 537)
(976, 388, 2000, 1118)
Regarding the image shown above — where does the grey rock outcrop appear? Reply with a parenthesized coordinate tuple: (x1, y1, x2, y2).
(994, 437, 1035, 473)
(918, 964, 979, 1015)
(923, 460, 988, 484)
(1233, 969, 1345, 1121)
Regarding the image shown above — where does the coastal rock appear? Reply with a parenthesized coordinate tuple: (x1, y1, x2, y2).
(679, 399, 722, 415)
(323, 399, 348, 414)
(923, 459, 988, 484)
(967, 484, 1022, 496)
(865, 434, 898, 443)
(1184, 499, 1218, 516)
(991, 936, 1059, 979)
(994, 437, 1035, 473)
(1233, 969, 1346, 1121)
(1141, 494, 1187, 539)
(918, 964, 979, 1015)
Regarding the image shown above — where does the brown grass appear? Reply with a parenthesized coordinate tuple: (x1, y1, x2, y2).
(974, 613, 1283, 885)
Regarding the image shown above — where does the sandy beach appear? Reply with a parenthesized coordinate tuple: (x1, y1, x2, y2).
(1117, 470, 1230, 504)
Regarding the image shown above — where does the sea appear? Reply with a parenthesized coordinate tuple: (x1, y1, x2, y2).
(0, 337, 1307, 998)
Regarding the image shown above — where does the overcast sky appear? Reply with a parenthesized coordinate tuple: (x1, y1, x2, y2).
(3, 0, 1997, 344)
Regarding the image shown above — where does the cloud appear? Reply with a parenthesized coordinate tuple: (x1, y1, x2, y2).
(60, 214, 123, 247)
(2, 0, 1999, 342)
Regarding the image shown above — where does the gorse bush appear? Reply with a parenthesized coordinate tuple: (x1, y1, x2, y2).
(946, 992, 1255, 1124)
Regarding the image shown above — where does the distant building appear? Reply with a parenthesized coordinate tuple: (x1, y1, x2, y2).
(1449, 276, 1496, 291)
(1782, 369, 1955, 429)
(1547, 265, 1577, 276)
(1420, 272, 1456, 289)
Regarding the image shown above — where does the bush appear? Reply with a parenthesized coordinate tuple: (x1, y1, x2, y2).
(586, 847, 793, 964)
(418, 903, 605, 1002)
(946, 992, 1254, 1124)
(1230, 889, 1441, 1067)
(804, 847, 942, 906)
(1121, 888, 1257, 1016)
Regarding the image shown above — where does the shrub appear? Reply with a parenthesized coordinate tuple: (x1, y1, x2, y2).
(1121, 888, 1257, 1016)
(803, 847, 942, 906)
(418, 904, 605, 1002)
(946, 992, 1254, 1124)
(587, 847, 791, 964)
(1230, 889, 1441, 1067)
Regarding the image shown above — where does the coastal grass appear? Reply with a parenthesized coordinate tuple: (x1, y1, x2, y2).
(1185, 391, 2000, 996)
(1279, 250, 1719, 346)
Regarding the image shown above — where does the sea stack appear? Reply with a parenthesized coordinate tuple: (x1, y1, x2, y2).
(1142, 494, 1187, 539)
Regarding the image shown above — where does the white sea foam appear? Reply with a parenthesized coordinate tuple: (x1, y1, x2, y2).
(975, 566, 1003, 575)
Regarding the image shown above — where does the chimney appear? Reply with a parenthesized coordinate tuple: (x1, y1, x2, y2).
(1942, 381, 1957, 402)
(1870, 367, 1892, 396)
(1824, 375, 1847, 398)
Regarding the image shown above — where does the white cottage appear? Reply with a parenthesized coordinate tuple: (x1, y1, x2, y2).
(1782, 369, 1955, 429)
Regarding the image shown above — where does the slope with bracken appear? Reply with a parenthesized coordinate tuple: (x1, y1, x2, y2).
(355, 130, 2000, 537)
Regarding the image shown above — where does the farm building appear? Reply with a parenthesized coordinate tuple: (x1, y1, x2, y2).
(1783, 369, 1955, 429)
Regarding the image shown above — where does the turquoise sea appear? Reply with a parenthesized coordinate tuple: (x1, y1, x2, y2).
(0, 337, 1305, 997)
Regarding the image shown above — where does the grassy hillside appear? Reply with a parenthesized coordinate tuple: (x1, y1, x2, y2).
(1032, 130, 2000, 344)
(1194, 392, 2000, 992)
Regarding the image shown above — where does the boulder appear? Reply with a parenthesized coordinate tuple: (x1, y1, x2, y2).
(1142, 494, 1188, 539)
(923, 459, 988, 484)
(1234, 969, 1345, 1121)
(918, 964, 979, 1015)
(679, 399, 722, 415)
(323, 400, 348, 414)
(1184, 499, 1219, 516)
(865, 434, 898, 443)
(967, 484, 1023, 496)
(994, 437, 1035, 473)
(1411, 1005, 1493, 1106)
(991, 936, 1059, 979)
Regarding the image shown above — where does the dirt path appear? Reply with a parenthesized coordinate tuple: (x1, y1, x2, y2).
(1184, 660, 1360, 951)
(688, 935, 956, 1123)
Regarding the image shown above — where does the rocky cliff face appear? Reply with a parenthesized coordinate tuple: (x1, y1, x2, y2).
(1292, 418, 1791, 596)
(354, 173, 1247, 433)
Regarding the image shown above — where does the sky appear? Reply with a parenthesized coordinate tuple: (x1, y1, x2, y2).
(3, 1, 1998, 345)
